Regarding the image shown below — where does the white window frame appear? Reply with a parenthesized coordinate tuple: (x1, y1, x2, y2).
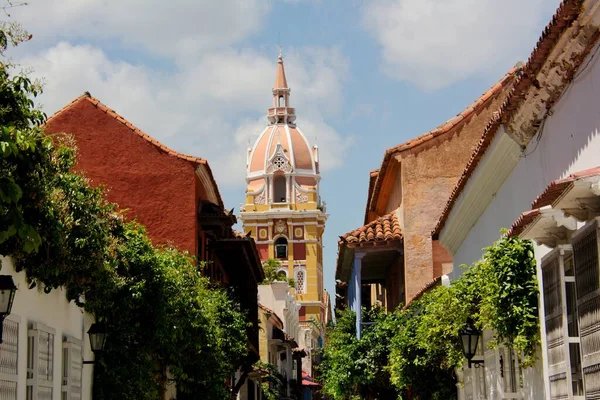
(62, 335, 83, 400)
(27, 322, 55, 400)
(0, 314, 20, 400)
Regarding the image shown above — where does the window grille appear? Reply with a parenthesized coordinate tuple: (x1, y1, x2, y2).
(0, 380, 17, 400)
(26, 322, 55, 400)
(295, 269, 306, 294)
(572, 220, 600, 398)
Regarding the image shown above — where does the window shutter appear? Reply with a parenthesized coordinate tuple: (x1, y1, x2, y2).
(542, 254, 569, 399)
(62, 336, 83, 400)
(572, 219, 600, 398)
(26, 323, 55, 400)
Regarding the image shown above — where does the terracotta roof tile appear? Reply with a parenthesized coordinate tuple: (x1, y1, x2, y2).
(508, 166, 600, 237)
(258, 303, 284, 328)
(433, 0, 587, 237)
(365, 66, 519, 224)
(531, 166, 600, 209)
(45, 92, 224, 207)
(507, 209, 541, 238)
(341, 211, 402, 245)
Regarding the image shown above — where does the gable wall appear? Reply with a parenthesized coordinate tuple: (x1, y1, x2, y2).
(399, 88, 511, 301)
(45, 99, 199, 254)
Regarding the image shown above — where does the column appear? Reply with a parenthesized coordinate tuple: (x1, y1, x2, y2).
(354, 252, 365, 339)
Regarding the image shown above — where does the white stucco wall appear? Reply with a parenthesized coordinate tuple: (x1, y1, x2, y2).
(447, 44, 600, 400)
(258, 282, 302, 340)
(452, 46, 600, 273)
(1, 256, 94, 400)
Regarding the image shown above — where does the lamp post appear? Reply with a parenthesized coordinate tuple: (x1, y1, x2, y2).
(83, 322, 107, 364)
(0, 276, 17, 344)
(459, 318, 483, 368)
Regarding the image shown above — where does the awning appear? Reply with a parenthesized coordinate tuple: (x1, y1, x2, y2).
(509, 166, 600, 246)
(302, 371, 321, 387)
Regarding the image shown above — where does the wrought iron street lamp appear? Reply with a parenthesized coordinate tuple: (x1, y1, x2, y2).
(0, 275, 17, 344)
(83, 323, 107, 364)
(460, 318, 483, 368)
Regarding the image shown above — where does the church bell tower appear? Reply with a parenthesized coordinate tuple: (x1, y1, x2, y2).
(240, 53, 327, 371)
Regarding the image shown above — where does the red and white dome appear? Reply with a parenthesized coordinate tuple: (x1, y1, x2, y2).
(245, 54, 320, 198)
(247, 124, 318, 175)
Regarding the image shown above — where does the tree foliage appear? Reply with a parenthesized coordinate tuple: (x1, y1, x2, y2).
(254, 361, 287, 400)
(319, 307, 400, 399)
(0, 22, 249, 399)
(262, 258, 296, 288)
(320, 234, 539, 399)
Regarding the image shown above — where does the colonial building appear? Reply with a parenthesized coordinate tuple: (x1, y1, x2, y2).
(434, 0, 600, 398)
(44, 94, 265, 395)
(240, 54, 328, 376)
(335, 62, 517, 338)
(253, 283, 305, 399)
(0, 256, 95, 400)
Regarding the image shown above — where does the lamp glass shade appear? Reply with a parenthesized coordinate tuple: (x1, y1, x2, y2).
(0, 276, 17, 316)
(87, 323, 107, 353)
(459, 318, 480, 361)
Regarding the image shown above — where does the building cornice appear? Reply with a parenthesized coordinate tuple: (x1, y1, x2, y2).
(438, 129, 521, 254)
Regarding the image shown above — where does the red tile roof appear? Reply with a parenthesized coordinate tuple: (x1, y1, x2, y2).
(531, 166, 600, 209)
(302, 371, 321, 387)
(258, 303, 284, 328)
(508, 209, 542, 238)
(365, 67, 518, 224)
(508, 166, 600, 237)
(433, 0, 587, 237)
(340, 211, 402, 245)
(46, 92, 224, 207)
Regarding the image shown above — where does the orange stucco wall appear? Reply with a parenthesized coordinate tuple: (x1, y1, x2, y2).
(45, 99, 199, 255)
(396, 89, 511, 301)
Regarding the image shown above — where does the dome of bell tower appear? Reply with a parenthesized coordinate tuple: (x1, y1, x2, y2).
(244, 54, 321, 204)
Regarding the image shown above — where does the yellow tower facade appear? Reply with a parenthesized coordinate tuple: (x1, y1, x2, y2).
(240, 54, 327, 372)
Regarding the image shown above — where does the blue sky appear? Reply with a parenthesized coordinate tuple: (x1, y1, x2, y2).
(11, 0, 562, 299)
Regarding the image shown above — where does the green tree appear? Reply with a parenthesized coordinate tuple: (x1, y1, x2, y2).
(321, 234, 539, 399)
(262, 258, 296, 288)
(319, 307, 400, 399)
(0, 20, 249, 399)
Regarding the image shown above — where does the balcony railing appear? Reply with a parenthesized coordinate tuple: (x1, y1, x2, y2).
(267, 107, 295, 116)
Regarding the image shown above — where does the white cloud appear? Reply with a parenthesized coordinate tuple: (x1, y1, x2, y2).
(362, 0, 562, 90)
(19, 42, 350, 187)
(11, 0, 271, 60)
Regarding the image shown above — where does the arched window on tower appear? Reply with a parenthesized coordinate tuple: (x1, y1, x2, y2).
(279, 95, 285, 107)
(276, 270, 287, 281)
(275, 237, 288, 259)
(273, 175, 286, 203)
